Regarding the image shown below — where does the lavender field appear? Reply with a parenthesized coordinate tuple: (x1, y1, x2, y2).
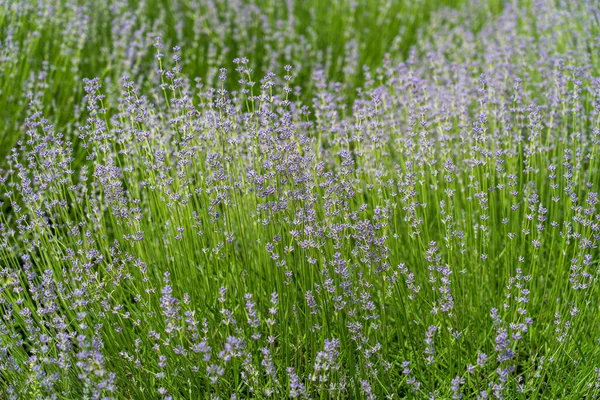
(1, 0, 600, 398)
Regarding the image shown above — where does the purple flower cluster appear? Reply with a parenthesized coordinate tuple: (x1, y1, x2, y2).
(2, 0, 600, 398)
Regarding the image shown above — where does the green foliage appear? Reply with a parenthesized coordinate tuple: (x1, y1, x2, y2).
(1, 0, 600, 399)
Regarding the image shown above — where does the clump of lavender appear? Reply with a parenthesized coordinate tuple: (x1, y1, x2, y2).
(1, 0, 600, 398)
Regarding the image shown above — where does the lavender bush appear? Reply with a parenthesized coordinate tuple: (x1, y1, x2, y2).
(0, 0, 480, 160)
(1, 0, 600, 398)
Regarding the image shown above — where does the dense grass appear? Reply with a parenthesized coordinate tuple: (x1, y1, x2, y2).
(2, 0, 600, 399)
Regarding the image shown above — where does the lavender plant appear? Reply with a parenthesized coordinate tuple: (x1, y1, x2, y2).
(1, 0, 600, 398)
(0, 0, 476, 161)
